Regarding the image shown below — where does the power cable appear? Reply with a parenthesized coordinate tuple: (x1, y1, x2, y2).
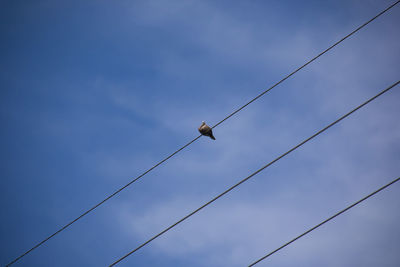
(248, 176, 400, 266)
(108, 80, 399, 266)
(211, 0, 400, 129)
(5, 136, 201, 267)
(7, 1, 399, 265)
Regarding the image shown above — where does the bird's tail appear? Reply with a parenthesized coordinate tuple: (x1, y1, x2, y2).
(210, 134, 216, 140)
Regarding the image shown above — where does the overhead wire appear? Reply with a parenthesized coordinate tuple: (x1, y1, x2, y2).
(108, 80, 400, 266)
(6, 1, 399, 265)
(5, 135, 202, 267)
(211, 0, 400, 129)
(248, 176, 400, 266)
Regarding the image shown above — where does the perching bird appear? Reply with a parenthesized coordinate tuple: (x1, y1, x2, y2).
(198, 121, 216, 140)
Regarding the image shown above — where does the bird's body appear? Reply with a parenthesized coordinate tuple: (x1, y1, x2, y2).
(198, 121, 216, 140)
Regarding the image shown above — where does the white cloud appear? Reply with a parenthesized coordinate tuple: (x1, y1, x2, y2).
(87, 1, 400, 266)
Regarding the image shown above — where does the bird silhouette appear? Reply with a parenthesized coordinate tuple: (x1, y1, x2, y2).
(198, 121, 216, 140)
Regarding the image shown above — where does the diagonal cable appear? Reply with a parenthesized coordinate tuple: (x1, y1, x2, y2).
(5, 135, 202, 267)
(248, 176, 400, 266)
(212, 0, 400, 129)
(7, 1, 399, 265)
(108, 80, 399, 266)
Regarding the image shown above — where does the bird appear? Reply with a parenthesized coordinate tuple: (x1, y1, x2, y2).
(198, 121, 216, 140)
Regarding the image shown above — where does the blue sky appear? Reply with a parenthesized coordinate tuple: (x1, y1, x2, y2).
(1, 0, 400, 266)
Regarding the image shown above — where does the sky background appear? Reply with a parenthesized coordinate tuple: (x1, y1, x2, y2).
(1, 0, 400, 266)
